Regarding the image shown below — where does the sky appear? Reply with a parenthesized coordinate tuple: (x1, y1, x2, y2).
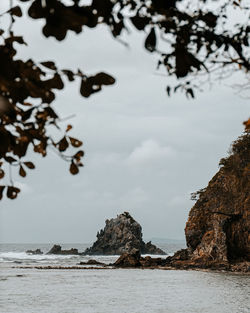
(0, 1, 249, 243)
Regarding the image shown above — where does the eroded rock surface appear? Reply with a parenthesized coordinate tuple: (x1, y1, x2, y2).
(167, 132, 249, 272)
(84, 212, 166, 255)
(185, 133, 249, 265)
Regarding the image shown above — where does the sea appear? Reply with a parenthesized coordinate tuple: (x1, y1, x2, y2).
(0, 243, 249, 313)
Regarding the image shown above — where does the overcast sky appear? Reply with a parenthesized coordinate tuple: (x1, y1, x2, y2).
(0, 2, 249, 243)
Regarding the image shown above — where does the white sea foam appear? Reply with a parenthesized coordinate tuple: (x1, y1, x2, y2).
(0, 251, 77, 261)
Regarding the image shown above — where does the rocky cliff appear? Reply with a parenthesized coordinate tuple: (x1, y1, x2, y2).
(179, 131, 249, 270)
(84, 212, 166, 255)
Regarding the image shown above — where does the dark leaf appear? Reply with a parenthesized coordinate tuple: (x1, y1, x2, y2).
(0, 169, 4, 179)
(8, 6, 22, 17)
(7, 186, 20, 199)
(130, 15, 150, 31)
(19, 165, 26, 177)
(166, 86, 171, 96)
(41, 61, 57, 70)
(92, 72, 116, 85)
(0, 186, 5, 200)
(70, 161, 79, 175)
(80, 79, 93, 97)
(5, 36, 26, 45)
(74, 150, 84, 161)
(44, 106, 58, 119)
(4, 156, 17, 163)
(66, 124, 72, 132)
(186, 88, 195, 98)
(22, 108, 34, 121)
(23, 161, 35, 169)
(69, 137, 82, 147)
(58, 137, 69, 152)
(62, 69, 75, 81)
(145, 28, 156, 52)
(46, 73, 64, 90)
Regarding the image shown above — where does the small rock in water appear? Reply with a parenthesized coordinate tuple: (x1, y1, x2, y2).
(47, 245, 79, 255)
(26, 249, 43, 255)
(114, 249, 141, 267)
(78, 259, 105, 266)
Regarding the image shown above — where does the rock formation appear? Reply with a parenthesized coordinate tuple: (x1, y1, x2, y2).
(26, 248, 43, 255)
(78, 260, 105, 266)
(169, 132, 249, 271)
(113, 249, 166, 268)
(47, 245, 79, 255)
(84, 212, 166, 255)
(114, 248, 142, 267)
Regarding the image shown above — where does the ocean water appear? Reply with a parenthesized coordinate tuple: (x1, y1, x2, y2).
(0, 243, 249, 313)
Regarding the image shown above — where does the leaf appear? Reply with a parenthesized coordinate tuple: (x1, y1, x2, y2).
(166, 86, 171, 96)
(46, 73, 64, 90)
(145, 28, 156, 52)
(186, 88, 195, 98)
(92, 72, 116, 85)
(4, 156, 17, 163)
(58, 137, 69, 152)
(70, 161, 79, 175)
(40, 61, 57, 70)
(5, 36, 26, 45)
(7, 186, 20, 199)
(243, 119, 250, 131)
(0, 186, 5, 200)
(74, 150, 84, 161)
(130, 15, 150, 31)
(22, 108, 34, 121)
(69, 137, 82, 147)
(66, 124, 73, 132)
(8, 6, 22, 17)
(19, 165, 26, 177)
(44, 106, 58, 119)
(23, 161, 35, 169)
(80, 79, 93, 98)
(0, 169, 4, 179)
(62, 69, 75, 82)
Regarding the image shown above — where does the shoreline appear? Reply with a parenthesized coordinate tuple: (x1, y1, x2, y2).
(12, 264, 250, 274)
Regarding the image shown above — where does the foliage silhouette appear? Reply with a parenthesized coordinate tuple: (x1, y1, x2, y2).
(0, 0, 249, 199)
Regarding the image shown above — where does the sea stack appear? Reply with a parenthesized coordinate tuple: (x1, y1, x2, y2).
(84, 212, 166, 255)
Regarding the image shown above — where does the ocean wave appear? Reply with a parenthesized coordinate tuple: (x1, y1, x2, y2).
(0, 251, 79, 262)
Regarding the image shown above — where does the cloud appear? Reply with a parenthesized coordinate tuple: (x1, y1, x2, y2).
(126, 139, 176, 165)
(119, 187, 148, 207)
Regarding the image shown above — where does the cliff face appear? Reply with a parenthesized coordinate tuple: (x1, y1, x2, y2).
(185, 132, 250, 265)
(84, 212, 165, 255)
